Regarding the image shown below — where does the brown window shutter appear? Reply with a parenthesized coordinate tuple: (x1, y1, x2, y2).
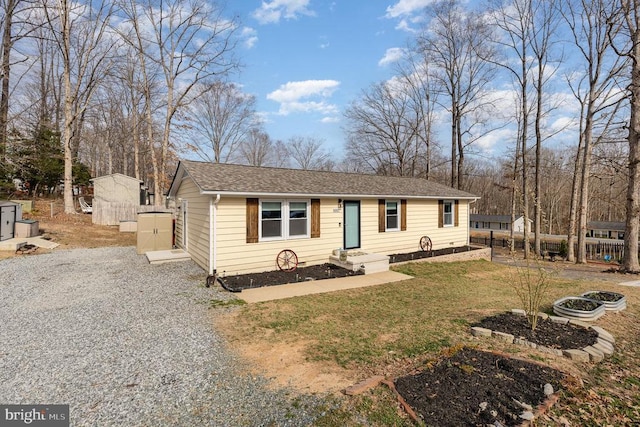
(378, 199, 385, 232)
(246, 198, 259, 243)
(401, 199, 407, 231)
(454, 200, 459, 226)
(311, 199, 320, 238)
(438, 200, 444, 228)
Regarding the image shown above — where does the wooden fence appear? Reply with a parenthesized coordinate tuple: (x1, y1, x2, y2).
(92, 200, 173, 226)
(470, 236, 628, 262)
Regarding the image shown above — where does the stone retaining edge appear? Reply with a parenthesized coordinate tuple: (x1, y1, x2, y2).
(470, 309, 616, 363)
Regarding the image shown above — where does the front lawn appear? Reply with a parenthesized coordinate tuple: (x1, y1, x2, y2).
(215, 260, 640, 426)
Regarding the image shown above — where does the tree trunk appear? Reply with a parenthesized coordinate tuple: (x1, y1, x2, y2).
(566, 116, 585, 263)
(0, 0, 14, 160)
(577, 112, 594, 264)
(622, 24, 640, 273)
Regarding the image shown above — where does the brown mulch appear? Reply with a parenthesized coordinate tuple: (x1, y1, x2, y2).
(394, 347, 565, 427)
(473, 312, 598, 349)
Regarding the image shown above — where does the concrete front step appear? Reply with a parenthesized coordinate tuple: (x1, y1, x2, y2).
(329, 252, 389, 274)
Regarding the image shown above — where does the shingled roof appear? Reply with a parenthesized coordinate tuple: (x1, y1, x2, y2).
(169, 160, 477, 200)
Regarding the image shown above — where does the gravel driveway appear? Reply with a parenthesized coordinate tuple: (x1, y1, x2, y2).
(0, 247, 323, 426)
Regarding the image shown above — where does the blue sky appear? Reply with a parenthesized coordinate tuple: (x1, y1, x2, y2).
(229, 0, 427, 158)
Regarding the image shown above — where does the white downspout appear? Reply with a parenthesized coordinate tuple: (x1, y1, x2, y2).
(209, 194, 220, 276)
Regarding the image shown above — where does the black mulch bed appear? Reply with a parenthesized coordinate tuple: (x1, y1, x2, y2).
(395, 347, 565, 427)
(388, 245, 480, 263)
(218, 263, 364, 292)
(558, 298, 602, 311)
(473, 312, 598, 349)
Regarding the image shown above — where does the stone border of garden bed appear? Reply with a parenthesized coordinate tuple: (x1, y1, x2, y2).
(470, 309, 616, 363)
(391, 246, 492, 266)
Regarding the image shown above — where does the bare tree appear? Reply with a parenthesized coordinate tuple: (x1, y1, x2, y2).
(418, 0, 495, 189)
(185, 80, 259, 163)
(43, 0, 119, 213)
(286, 136, 332, 171)
(609, 0, 640, 272)
(118, 0, 238, 204)
(563, 0, 627, 263)
(343, 80, 426, 177)
(237, 128, 272, 166)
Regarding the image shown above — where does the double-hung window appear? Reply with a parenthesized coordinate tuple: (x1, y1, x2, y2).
(260, 200, 309, 240)
(443, 200, 454, 227)
(386, 200, 400, 231)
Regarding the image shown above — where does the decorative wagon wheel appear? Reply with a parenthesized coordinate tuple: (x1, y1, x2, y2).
(419, 236, 433, 253)
(276, 249, 299, 272)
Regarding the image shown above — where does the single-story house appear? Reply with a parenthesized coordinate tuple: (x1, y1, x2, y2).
(167, 160, 478, 277)
(469, 214, 533, 232)
(586, 221, 625, 240)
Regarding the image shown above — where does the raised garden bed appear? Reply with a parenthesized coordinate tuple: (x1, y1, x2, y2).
(580, 290, 627, 312)
(472, 312, 598, 349)
(553, 296, 606, 321)
(217, 263, 364, 292)
(388, 245, 485, 264)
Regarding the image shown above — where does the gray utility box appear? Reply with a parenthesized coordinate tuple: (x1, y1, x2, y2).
(15, 220, 39, 238)
(136, 212, 173, 254)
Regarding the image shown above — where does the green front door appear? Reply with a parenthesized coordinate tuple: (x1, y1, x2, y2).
(343, 201, 360, 249)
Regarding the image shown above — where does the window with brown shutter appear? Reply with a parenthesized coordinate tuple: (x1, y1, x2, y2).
(311, 199, 320, 238)
(246, 198, 259, 243)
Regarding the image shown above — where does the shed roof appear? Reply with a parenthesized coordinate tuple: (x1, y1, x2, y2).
(587, 221, 625, 231)
(168, 160, 478, 200)
(470, 214, 512, 223)
(0, 200, 20, 206)
(90, 173, 143, 183)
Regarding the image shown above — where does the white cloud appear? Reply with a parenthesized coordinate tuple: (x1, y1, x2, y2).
(252, 0, 315, 25)
(385, 0, 434, 18)
(241, 27, 258, 49)
(378, 47, 406, 66)
(321, 116, 340, 123)
(474, 128, 517, 153)
(267, 80, 340, 115)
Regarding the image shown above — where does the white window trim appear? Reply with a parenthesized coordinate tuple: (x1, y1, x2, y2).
(385, 199, 400, 231)
(443, 200, 454, 227)
(259, 199, 311, 242)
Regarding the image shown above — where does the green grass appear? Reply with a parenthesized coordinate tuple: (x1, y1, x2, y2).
(222, 259, 640, 426)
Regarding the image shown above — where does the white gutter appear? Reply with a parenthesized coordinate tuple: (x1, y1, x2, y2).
(209, 194, 221, 276)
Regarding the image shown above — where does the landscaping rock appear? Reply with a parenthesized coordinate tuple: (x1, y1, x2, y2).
(543, 383, 554, 396)
(582, 346, 605, 363)
(562, 349, 590, 362)
(343, 375, 385, 396)
(549, 315, 569, 325)
(471, 326, 493, 337)
(492, 331, 515, 343)
(591, 326, 615, 344)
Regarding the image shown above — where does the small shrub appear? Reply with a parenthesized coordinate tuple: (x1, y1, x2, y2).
(559, 240, 568, 259)
(508, 256, 556, 331)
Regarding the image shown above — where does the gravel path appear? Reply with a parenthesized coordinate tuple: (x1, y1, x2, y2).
(0, 247, 324, 426)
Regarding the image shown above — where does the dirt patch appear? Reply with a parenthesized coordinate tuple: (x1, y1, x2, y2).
(473, 312, 598, 349)
(394, 347, 565, 426)
(1, 199, 136, 260)
(213, 313, 355, 394)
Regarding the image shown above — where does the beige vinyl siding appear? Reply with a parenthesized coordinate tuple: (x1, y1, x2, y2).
(215, 197, 346, 275)
(175, 178, 210, 271)
(359, 199, 470, 255)
(174, 173, 471, 276)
